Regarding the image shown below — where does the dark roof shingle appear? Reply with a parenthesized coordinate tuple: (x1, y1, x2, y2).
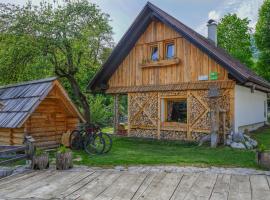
(0, 77, 56, 128)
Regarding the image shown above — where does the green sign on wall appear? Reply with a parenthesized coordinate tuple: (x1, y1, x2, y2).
(210, 72, 218, 80)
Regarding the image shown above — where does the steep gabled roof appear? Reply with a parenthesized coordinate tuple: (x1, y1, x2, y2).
(0, 77, 84, 128)
(88, 2, 270, 92)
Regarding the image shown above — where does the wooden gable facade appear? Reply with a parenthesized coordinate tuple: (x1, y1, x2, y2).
(0, 78, 84, 147)
(108, 21, 229, 89)
(108, 21, 234, 141)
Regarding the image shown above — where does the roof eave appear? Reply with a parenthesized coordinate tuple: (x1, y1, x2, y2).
(87, 6, 153, 92)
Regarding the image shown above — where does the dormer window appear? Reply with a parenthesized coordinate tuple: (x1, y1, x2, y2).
(165, 42, 175, 59)
(150, 45, 158, 61)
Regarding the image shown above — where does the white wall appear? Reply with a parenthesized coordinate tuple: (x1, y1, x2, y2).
(234, 85, 267, 132)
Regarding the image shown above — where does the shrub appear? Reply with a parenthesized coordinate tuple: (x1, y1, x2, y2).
(258, 144, 266, 153)
(57, 145, 70, 154)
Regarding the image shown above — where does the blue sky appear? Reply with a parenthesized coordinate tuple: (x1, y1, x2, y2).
(0, 0, 264, 42)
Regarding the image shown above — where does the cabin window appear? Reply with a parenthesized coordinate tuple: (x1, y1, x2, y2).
(164, 99, 187, 123)
(150, 45, 158, 61)
(165, 43, 175, 59)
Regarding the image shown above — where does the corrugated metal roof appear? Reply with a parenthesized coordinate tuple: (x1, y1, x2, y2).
(0, 77, 57, 128)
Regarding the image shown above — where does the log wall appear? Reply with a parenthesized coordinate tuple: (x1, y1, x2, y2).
(24, 87, 80, 147)
(108, 21, 228, 88)
(0, 127, 25, 145)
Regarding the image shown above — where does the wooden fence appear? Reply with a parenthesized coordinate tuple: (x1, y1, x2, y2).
(0, 136, 35, 165)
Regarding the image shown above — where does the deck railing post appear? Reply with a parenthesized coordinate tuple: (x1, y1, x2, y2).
(24, 135, 36, 160)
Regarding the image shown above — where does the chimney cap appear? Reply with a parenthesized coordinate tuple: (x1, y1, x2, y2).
(207, 19, 217, 25)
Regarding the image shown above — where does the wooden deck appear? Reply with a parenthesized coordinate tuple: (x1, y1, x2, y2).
(0, 168, 270, 200)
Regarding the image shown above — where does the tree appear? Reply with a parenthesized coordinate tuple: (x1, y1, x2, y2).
(0, 0, 113, 123)
(255, 0, 270, 81)
(217, 14, 254, 68)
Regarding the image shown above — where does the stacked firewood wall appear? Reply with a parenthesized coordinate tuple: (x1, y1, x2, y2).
(128, 87, 234, 141)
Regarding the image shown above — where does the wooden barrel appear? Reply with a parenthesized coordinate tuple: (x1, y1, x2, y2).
(257, 151, 270, 169)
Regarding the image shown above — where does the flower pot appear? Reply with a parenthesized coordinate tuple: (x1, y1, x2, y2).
(56, 151, 73, 170)
(31, 153, 49, 170)
(256, 151, 270, 169)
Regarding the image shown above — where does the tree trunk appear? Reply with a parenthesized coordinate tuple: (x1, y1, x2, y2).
(67, 75, 91, 123)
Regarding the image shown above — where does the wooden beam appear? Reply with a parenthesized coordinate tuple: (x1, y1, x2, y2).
(127, 94, 131, 136)
(157, 93, 161, 139)
(245, 82, 270, 93)
(140, 58, 180, 68)
(113, 94, 120, 134)
(106, 80, 235, 94)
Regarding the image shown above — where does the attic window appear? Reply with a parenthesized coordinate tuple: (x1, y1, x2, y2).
(165, 42, 175, 59)
(150, 45, 158, 61)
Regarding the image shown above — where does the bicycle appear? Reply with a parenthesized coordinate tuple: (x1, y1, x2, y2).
(69, 124, 112, 155)
(94, 126, 113, 154)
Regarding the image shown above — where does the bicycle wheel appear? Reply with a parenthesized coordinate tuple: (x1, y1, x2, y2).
(70, 130, 82, 150)
(84, 134, 105, 155)
(101, 132, 113, 153)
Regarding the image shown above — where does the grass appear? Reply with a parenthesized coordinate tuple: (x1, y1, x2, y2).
(72, 136, 258, 168)
(101, 127, 114, 134)
(4, 126, 269, 169)
(251, 126, 270, 149)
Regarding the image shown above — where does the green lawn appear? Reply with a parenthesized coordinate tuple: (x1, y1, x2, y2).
(72, 136, 258, 168)
(101, 127, 114, 134)
(251, 126, 270, 149)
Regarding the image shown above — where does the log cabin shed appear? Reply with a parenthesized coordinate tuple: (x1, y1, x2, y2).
(0, 77, 85, 147)
(88, 2, 270, 141)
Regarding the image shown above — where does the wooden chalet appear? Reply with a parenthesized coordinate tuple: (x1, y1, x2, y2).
(0, 77, 84, 147)
(88, 2, 270, 141)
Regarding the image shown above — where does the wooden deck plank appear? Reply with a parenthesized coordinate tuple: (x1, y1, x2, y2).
(58, 171, 102, 199)
(130, 172, 157, 200)
(250, 175, 270, 200)
(0, 171, 40, 187)
(3, 171, 70, 199)
(250, 175, 270, 191)
(228, 175, 251, 200)
(1, 170, 270, 200)
(94, 172, 146, 200)
(111, 172, 148, 200)
(136, 172, 183, 200)
(21, 171, 94, 199)
(170, 173, 200, 200)
(183, 173, 218, 200)
(131, 172, 166, 200)
(0, 170, 56, 195)
(209, 174, 231, 200)
(66, 171, 121, 200)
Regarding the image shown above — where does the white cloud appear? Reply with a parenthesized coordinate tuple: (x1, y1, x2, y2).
(208, 10, 220, 21)
(196, 0, 264, 36)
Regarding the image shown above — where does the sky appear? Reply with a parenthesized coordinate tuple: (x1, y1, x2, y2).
(0, 0, 264, 43)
